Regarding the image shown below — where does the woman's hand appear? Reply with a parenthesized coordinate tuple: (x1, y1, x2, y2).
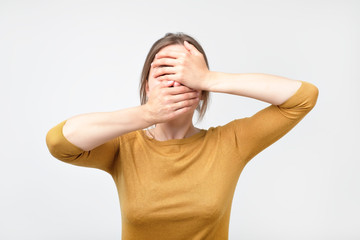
(151, 41, 211, 90)
(144, 80, 200, 124)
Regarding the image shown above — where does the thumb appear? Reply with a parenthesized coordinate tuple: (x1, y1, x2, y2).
(184, 41, 198, 55)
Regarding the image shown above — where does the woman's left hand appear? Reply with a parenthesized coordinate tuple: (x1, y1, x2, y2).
(151, 41, 211, 90)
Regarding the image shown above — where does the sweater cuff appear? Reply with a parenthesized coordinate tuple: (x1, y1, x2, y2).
(279, 81, 319, 110)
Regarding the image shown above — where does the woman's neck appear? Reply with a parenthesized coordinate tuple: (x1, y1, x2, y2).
(149, 116, 200, 141)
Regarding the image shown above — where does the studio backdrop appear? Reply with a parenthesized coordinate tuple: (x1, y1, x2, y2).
(0, 0, 359, 239)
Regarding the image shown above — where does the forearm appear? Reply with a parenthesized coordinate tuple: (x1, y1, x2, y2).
(62, 105, 152, 151)
(205, 72, 302, 105)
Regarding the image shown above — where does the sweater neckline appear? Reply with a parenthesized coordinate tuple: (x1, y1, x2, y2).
(139, 128, 207, 146)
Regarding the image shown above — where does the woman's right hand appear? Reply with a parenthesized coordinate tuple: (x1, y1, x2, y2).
(144, 80, 200, 124)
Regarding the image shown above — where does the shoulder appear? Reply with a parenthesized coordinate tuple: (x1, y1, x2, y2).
(206, 118, 248, 137)
(116, 129, 148, 147)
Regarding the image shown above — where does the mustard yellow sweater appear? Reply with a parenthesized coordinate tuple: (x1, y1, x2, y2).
(46, 81, 318, 240)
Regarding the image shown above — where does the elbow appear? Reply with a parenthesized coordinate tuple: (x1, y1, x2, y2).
(276, 81, 319, 120)
(305, 83, 319, 111)
(45, 121, 83, 162)
(45, 128, 64, 159)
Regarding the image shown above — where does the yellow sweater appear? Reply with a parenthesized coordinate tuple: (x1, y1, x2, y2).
(46, 81, 318, 240)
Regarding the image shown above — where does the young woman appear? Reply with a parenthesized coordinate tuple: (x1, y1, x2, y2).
(46, 32, 318, 239)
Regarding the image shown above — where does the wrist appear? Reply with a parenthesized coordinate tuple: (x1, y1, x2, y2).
(203, 71, 220, 92)
(140, 104, 157, 126)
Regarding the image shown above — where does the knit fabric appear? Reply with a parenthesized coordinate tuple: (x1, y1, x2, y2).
(46, 81, 318, 240)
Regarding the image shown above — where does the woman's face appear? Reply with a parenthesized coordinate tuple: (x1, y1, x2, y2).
(145, 44, 202, 117)
(146, 44, 189, 93)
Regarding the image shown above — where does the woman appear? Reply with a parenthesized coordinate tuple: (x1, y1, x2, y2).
(46, 32, 319, 239)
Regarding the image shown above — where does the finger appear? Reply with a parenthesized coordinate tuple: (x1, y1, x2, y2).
(172, 98, 200, 111)
(156, 74, 177, 82)
(171, 91, 199, 103)
(151, 58, 178, 68)
(155, 51, 187, 60)
(159, 80, 175, 88)
(172, 106, 194, 118)
(161, 85, 195, 97)
(153, 66, 176, 78)
(173, 81, 181, 87)
(167, 106, 192, 120)
(184, 41, 199, 55)
(166, 85, 197, 95)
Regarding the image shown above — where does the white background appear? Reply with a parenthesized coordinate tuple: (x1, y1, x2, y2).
(1, 0, 359, 239)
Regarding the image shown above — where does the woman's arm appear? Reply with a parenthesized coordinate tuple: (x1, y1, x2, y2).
(152, 41, 306, 104)
(45, 106, 152, 173)
(47, 80, 199, 152)
(204, 72, 303, 105)
(61, 105, 150, 151)
(152, 41, 319, 164)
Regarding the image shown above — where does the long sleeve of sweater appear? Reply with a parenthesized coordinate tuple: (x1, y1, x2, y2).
(45, 81, 318, 173)
(45, 120, 118, 174)
(220, 80, 319, 163)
